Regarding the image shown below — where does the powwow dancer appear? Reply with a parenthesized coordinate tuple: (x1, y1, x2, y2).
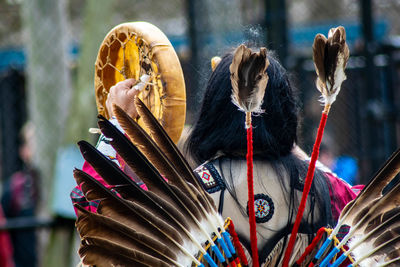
(72, 22, 400, 266)
(187, 39, 358, 266)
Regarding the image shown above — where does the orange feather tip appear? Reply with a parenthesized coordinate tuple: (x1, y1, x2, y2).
(211, 56, 221, 71)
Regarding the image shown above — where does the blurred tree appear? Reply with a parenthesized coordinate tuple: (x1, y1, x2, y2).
(52, 2, 115, 267)
(65, 0, 115, 143)
(21, 0, 71, 266)
(21, 0, 71, 210)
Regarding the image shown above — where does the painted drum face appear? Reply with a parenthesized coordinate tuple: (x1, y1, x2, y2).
(95, 22, 186, 144)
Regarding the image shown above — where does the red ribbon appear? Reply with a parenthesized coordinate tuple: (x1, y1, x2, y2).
(247, 126, 259, 267)
(282, 112, 328, 267)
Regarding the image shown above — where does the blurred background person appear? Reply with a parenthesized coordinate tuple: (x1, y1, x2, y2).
(1, 122, 39, 267)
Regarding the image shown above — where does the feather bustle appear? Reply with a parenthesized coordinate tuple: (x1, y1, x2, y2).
(78, 241, 148, 267)
(74, 171, 193, 266)
(76, 142, 206, 239)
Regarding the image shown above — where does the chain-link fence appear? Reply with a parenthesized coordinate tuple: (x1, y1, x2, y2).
(286, 0, 400, 183)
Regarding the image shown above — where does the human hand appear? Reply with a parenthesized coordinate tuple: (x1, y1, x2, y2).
(105, 78, 140, 119)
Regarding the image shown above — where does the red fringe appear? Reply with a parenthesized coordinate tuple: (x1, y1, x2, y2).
(246, 126, 259, 267)
(295, 227, 326, 265)
(282, 113, 328, 267)
(228, 220, 249, 266)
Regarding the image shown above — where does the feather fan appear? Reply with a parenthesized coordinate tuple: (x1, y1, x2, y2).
(99, 109, 238, 264)
(77, 140, 213, 244)
(74, 169, 195, 266)
(74, 113, 240, 266)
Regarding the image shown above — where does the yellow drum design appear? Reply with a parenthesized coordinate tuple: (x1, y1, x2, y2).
(94, 22, 186, 143)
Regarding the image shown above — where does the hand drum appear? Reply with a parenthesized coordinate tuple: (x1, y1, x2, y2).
(94, 22, 186, 143)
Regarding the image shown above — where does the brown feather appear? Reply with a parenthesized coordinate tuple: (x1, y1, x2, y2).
(312, 26, 349, 104)
(346, 210, 400, 259)
(97, 198, 185, 246)
(96, 116, 208, 227)
(78, 243, 145, 267)
(75, 205, 178, 264)
(312, 34, 327, 85)
(374, 227, 400, 249)
(113, 104, 212, 214)
(339, 148, 400, 225)
(79, 236, 171, 267)
(346, 180, 400, 239)
(134, 97, 217, 211)
(230, 44, 269, 112)
(364, 207, 400, 233)
(116, 185, 191, 230)
(74, 169, 186, 246)
(74, 169, 196, 249)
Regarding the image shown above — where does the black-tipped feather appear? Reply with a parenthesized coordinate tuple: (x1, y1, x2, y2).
(96, 115, 205, 222)
(338, 148, 400, 226)
(79, 236, 171, 267)
(76, 136, 224, 265)
(134, 97, 213, 205)
(75, 204, 178, 265)
(113, 104, 212, 213)
(74, 169, 184, 245)
(75, 144, 201, 234)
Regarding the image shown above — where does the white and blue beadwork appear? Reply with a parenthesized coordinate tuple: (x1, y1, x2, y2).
(247, 193, 274, 223)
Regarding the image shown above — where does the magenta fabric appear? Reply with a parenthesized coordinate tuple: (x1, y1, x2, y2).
(0, 205, 14, 267)
(325, 172, 364, 221)
(72, 159, 148, 215)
